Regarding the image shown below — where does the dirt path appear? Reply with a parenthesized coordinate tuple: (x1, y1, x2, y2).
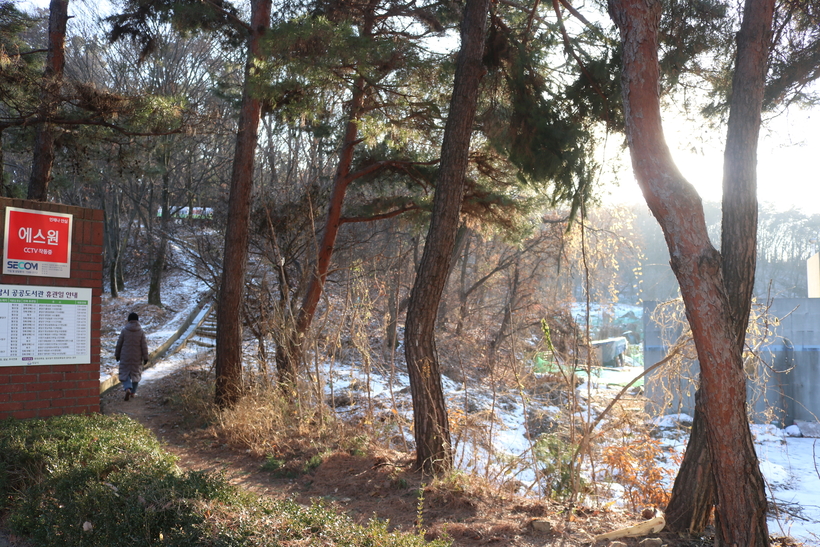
(100, 369, 291, 498)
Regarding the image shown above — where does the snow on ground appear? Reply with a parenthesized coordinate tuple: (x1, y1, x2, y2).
(651, 416, 820, 545)
(106, 272, 820, 546)
(323, 361, 820, 545)
(752, 424, 820, 544)
(100, 266, 211, 383)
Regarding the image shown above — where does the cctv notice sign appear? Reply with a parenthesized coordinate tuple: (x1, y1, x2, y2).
(3, 207, 73, 278)
(0, 285, 91, 367)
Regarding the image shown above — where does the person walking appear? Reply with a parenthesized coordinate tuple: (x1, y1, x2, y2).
(115, 312, 149, 401)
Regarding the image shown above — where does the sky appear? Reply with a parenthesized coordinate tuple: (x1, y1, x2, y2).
(602, 103, 820, 214)
(15, 0, 820, 215)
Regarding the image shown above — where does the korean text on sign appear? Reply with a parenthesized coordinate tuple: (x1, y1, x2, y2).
(5, 209, 71, 264)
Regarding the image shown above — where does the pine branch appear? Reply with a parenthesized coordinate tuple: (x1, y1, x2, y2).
(340, 204, 421, 224)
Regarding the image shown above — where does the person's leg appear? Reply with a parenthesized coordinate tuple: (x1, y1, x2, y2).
(131, 381, 139, 397)
(122, 377, 133, 400)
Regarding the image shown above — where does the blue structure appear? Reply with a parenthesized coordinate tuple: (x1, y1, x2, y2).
(644, 299, 820, 426)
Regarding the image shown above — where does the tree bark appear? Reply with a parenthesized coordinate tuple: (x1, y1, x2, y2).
(215, 0, 272, 409)
(148, 158, 171, 306)
(384, 225, 407, 357)
(721, 0, 772, 344)
(489, 262, 520, 362)
(665, 0, 774, 535)
(28, 0, 68, 201)
(104, 188, 122, 297)
(607, 1, 772, 545)
(664, 392, 715, 533)
(284, 76, 368, 386)
(455, 231, 472, 336)
(404, 0, 489, 474)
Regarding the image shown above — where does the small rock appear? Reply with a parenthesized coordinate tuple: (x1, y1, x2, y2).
(530, 519, 552, 532)
(638, 537, 663, 547)
(82, 521, 93, 532)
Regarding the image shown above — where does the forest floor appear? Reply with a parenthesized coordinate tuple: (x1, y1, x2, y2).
(91, 281, 807, 547)
(98, 369, 705, 547)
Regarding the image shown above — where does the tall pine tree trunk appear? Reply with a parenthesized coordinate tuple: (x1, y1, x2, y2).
(148, 162, 171, 306)
(664, 391, 715, 533)
(215, 0, 272, 409)
(404, 0, 489, 474)
(28, 0, 68, 201)
(665, 0, 774, 533)
(608, 0, 773, 545)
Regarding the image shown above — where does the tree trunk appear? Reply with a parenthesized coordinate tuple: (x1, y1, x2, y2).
(664, 391, 715, 533)
(404, 0, 489, 474)
(148, 165, 171, 306)
(104, 189, 122, 297)
(663, 0, 774, 535)
(721, 0, 771, 345)
(455, 231, 472, 336)
(489, 263, 519, 362)
(384, 229, 404, 357)
(607, 1, 772, 545)
(386, 272, 400, 355)
(285, 76, 367, 384)
(214, 0, 272, 409)
(28, 0, 68, 201)
(269, 251, 299, 392)
(436, 223, 469, 327)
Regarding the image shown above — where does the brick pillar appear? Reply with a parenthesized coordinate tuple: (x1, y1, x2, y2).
(0, 198, 103, 419)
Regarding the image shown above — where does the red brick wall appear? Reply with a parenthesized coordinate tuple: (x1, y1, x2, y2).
(0, 198, 103, 419)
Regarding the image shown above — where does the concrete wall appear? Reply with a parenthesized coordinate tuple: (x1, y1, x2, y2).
(0, 198, 103, 420)
(763, 298, 820, 424)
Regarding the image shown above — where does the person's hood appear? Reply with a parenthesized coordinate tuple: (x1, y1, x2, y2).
(125, 320, 142, 332)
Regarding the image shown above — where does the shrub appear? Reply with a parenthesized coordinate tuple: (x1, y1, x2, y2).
(601, 432, 676, 510)
(532, 433, 578, 499)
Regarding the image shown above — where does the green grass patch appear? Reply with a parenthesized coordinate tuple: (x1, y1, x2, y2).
(260, 455, 299, 478)
(0, 414, 449, 547)
(302, 453, 324, 474)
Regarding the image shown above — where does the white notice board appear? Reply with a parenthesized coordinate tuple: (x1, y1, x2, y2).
(0, 285, 91, 367)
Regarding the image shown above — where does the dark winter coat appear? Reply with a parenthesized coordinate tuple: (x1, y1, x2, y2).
(115, 320, 149, 383)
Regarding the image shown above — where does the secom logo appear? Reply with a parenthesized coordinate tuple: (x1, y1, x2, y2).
(6, 261, 38, 271)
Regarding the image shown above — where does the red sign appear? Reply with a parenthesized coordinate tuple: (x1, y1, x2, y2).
(3, 207, 73, 278)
